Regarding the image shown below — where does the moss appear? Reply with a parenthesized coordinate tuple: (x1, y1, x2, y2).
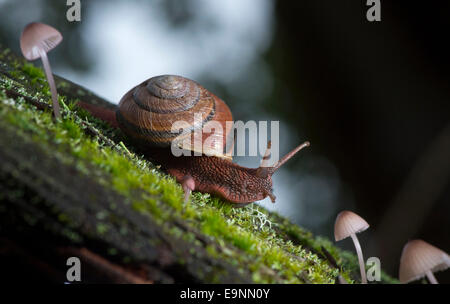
(21, 63, 46, 85)
(0, 47, 398, 284)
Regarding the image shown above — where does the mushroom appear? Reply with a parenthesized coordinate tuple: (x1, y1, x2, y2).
(20, 22, 63, 119)
(399, 239, 450, 284)
(334, 210, 370, 284)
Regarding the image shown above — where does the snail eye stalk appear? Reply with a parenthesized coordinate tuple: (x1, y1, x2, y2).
(266, 190, 276, 203)
(270, 141, 310, 174)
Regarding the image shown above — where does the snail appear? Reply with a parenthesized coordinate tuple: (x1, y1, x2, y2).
(78, 75, 309, 205)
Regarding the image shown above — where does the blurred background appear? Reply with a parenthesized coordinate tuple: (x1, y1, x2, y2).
(0, 0, 449, 282)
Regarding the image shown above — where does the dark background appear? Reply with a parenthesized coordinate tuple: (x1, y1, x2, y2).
(0, 0, 449, 282)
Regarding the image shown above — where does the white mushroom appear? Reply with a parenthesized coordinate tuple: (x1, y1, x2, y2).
(399, 239, 450, 284)
(334, 210, 370, 283)
(20, 22, 63, 119)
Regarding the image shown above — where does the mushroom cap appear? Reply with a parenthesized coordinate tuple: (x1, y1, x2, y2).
(334, 210, 369, 241)
(399, 239, 450, 283)
(20, 22, 62, 60)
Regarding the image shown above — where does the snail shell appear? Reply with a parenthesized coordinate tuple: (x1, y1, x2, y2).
(116, 75, 233, 160)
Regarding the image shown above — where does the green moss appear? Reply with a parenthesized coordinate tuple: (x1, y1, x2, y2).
(0, 49, 398, 284)
(21, 63, 46, 85)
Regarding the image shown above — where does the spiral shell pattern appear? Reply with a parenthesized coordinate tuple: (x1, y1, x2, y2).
(116, 75, 233, 159)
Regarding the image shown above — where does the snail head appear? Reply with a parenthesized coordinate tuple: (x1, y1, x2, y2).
(254, 141, 310, 203)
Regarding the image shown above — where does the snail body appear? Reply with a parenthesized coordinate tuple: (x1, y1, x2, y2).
(78, 75, 309, 204)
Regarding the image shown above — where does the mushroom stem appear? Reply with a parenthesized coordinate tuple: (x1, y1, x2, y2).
(350, 233, 367, 284)
(183, 188, 191, 203)
(425, 270, 438, 284)
(39, 49, 60, 119)
(337, 275, 348, 284)
(181, 175, 195, 203)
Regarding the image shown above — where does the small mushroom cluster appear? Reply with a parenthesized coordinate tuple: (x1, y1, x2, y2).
(333, 210, 449, 284)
